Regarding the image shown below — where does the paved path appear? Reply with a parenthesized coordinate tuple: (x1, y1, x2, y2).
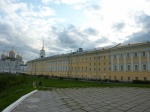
(12, 87, 150, 112)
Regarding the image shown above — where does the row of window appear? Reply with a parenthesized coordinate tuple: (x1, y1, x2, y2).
(113, 51, 146, 58)
(114, 64, 147, 71)
(70, 64, 147, 72)
(105, 76, 147, 81)
(70, 56, 109, 62)
(48, 60, 68, 64)
(47, 67, 68, 71)
(71, 67, 109, 71)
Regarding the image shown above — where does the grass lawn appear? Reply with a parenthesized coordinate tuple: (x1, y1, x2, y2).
(0, 75, 150, 111)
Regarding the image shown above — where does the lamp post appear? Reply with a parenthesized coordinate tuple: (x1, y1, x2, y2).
(40, 57, 43, 75)
(34, 58, 37, 75)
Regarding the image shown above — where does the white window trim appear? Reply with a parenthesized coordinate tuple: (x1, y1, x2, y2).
(120, 65, 123, 71)
(127, 64, 131, 71)
(134, 64, 138, 71)
(142, 63, 147, 71)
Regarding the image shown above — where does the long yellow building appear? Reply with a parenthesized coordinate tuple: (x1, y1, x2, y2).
(26, 42, 150, 81)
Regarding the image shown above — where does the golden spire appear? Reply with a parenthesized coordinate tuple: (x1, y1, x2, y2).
(42, 39, 44, 50)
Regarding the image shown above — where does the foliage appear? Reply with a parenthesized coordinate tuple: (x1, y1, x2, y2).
(133, 80, 150, 84)
(59, 77, 64, 80)
(75, 78, 78, 81)
(0, 73, 26, 93)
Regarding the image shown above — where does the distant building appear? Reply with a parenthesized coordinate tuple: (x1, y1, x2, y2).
(26, 42, 150, 81)
(0, 49, 26, 73)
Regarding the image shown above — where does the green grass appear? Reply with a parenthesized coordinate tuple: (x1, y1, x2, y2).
(0, 75, 150, 111)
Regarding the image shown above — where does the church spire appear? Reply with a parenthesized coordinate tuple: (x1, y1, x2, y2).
(42, 39, 44, 50)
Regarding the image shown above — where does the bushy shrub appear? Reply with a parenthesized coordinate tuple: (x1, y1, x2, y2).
(44, 75, 49, 79)
(102, 79, 109, 82)
(75, 78, 78, 81)
(133, 80, 150, 84)
(38, 74, 44, 78)
(0, 74, 26, 93)
(59, 77, 64, 80)
(109, 80, 119, 83)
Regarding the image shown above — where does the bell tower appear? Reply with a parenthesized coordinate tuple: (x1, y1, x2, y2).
(40, 40, 45, 58)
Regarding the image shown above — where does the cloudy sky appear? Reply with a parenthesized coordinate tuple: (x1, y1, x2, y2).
(0, 0, 150, 62)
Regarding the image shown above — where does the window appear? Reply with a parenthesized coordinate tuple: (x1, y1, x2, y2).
(104, 62, 105, 65)
(82, 67, 83, 71)
(99, 63, 100, 65)
(94, 63, 96, 65)
(86, 67, 87, 71)
(104, 56, 105, 59)
(142, 51, 146, 56)
(114, 76, 116, 80)
(134, 52, 137, 57)
(121, 76, 123, 81)
(109, 62, 111, 65)
(99, 56, 100, 60)
(99, 68, 100, 71)
(120, 54, 123, 58)
(135, 65, 138, 70)
(127, 65, 130, 70)
(94, 68, 96, 71)
(135, 77, 138, 80)
(109, 76, 111, 80)
(144, 77, 147, 81)
(89, 68, 91, 71)
(128, 77, 130, 81)
(143, 64, 146, 70)
(114, 66, 117, 71)
(114, 55, 116, 58)
(120, 65, 123, 71)
(104, 68, 106, 71)
(127, 53, 130, 57)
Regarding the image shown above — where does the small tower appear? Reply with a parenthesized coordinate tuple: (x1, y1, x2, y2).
(40, 40, 45, 58)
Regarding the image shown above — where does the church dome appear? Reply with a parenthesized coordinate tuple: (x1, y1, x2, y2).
(16, 54, 20, 59)
(9, 49, 15, 54)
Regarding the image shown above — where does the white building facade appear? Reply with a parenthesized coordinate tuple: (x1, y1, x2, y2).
(0, 49, 26, 73)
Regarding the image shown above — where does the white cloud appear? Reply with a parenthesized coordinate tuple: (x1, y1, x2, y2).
(41, 0, 53, 4)
(0, 0, 150, 61)
(81, 0, 150, 43)
(57, 0, 86, 5)
(38, 6, 56, 17)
